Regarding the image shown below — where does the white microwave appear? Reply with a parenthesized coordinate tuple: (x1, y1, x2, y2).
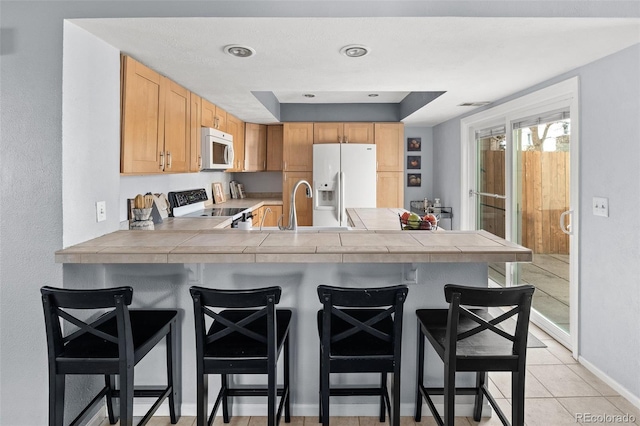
(201, 127, 234, 170)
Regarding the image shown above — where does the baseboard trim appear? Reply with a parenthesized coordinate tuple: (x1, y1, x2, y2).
(131, 397, 487, 417)
(578, 356, 640, 410)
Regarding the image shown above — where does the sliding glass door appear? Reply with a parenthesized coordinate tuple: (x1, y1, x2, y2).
(463, 79, 579, 351)
(513, 112, 572, 335)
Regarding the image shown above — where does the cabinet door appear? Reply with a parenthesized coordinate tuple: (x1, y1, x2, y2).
(262, 205, 283, 227)
(201, 99, 216, 128)
(226, 114, 245, 172)
(344, 122, 374, 144)
(313, 122, 343, 144)
(189, 93, 202, 172)
(121, 56, 165, 174)
(283, 123, 314, 171)
(374, 123, 404, 171)
(215, 105, 227, 132)
(283, 172, 313, 227)
(252, 207, 262, 227)
(244, 123, 266, 171)
(376, 171, 404, 208)
(163, 79, 190, 173)
(266, 125, 283, 171)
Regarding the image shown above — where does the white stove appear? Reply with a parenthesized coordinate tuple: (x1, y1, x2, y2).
(168, 188, 252, 226)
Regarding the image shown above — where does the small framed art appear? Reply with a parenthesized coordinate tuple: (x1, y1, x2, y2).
(407, 156, 421, 169)
(407, 173, 422, 187)
(407, 137, 421, 151)
(212, 182, 226, 204)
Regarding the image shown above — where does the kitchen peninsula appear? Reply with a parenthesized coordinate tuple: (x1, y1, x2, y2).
(56, 208, 531, 418)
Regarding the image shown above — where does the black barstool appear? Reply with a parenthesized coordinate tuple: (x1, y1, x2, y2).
(41, 286, 179, 426)
(415, 284, 535, 426)
(189, 286, 291, 426)
(317, 284, 408, 426)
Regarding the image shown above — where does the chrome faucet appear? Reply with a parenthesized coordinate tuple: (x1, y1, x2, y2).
(281, 180, 312, 231)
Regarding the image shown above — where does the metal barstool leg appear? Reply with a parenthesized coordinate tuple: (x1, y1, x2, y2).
(415, 324, 425, 421)
(196, 369, 207, 426)
(392, 368, 401, 426)
(167, 321, 179, 423)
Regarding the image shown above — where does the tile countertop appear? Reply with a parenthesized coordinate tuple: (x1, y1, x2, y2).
(57, 207, 532, 264)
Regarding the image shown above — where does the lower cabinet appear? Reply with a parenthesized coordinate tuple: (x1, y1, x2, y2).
(377, 171, 404, 208)
(283, 171, 313, 227)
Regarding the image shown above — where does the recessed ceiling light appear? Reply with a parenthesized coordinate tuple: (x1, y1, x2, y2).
(340, 45, 369, 58)
(303, 94, 315, 98)
(458, 102, 491, 107)
(224, 45, 256, 58)
(368, 94, 379, 97)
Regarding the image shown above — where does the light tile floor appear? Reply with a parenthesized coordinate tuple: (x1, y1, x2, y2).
(100, 323, 640, 426)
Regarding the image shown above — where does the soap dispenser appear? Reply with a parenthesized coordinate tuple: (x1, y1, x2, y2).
(238, 212, 253, 230)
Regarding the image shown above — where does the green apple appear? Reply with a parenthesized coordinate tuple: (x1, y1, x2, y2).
(407, 213, 421, 229)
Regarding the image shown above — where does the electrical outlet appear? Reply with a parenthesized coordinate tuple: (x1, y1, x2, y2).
(592, 197, 608, 217)
(96, 201, 106, 222)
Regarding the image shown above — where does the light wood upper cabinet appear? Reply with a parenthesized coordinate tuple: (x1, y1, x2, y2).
(226, 113, 245, 172)
(283, 123, 314, 171)
(377, 171, 404, 208)
(314, 122, 374, 144)
(244, 123, 267, 172)
(201, 99, 216, 129)
(215, 105, 227, 132)
(283, 171, 313, 227)
(121, 56, 165, 174)
(344, 122, 374, 144)
(266, 125, 284, 171)
(189, 93, 202, 172)
(374, 122, 404, 171)
(163, 78, 190, 173)
(314, 123, 342, 144)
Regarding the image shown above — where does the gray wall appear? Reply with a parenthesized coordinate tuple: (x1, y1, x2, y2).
(432, 44, 640, 398)
(403, 127, 434, 211)
(2, 1, 639, 424)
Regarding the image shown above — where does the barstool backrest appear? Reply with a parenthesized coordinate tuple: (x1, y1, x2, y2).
(189, 286, 282, 349)
(40, 286, 134, 360)
(317, 285, 408, 348)
(444, 284, 535, 356)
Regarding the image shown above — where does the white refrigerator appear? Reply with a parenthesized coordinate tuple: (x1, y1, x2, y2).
(313, 143, 377, 226)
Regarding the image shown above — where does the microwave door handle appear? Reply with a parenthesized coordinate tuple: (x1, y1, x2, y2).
(223, 145, 229, 165)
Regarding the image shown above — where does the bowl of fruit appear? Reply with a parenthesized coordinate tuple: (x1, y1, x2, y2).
(399, 212, 438, 230)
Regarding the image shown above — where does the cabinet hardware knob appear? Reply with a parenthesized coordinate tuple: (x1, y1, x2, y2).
(160, 151, 165, 169)
(167, 151, 172, 168)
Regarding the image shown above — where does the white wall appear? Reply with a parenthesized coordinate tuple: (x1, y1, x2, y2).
(432, 44, 640, 401)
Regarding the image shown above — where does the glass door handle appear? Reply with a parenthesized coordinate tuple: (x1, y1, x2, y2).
(560, 210, 573, 235)
(469, 190, 506, 200)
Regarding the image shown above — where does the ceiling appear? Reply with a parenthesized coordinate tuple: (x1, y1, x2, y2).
(71, 17, 640, 126)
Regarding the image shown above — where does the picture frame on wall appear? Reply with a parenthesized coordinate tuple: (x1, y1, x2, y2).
(407, 173, 422, 187)
(407, 137, 421, 151)
(407, 155, 421, 169)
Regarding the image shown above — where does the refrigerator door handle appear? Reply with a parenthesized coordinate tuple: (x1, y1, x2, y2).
(339, 171, 346, 225)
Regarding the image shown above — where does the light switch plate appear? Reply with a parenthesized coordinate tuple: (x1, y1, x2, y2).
(96, 201, 106, 222)
(592, 197, 608, 217)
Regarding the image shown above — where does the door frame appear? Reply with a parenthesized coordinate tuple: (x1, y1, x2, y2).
(459, 77, 580, 357)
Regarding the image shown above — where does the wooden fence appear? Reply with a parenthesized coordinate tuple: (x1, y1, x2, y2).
(481, 151, 569, 254)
